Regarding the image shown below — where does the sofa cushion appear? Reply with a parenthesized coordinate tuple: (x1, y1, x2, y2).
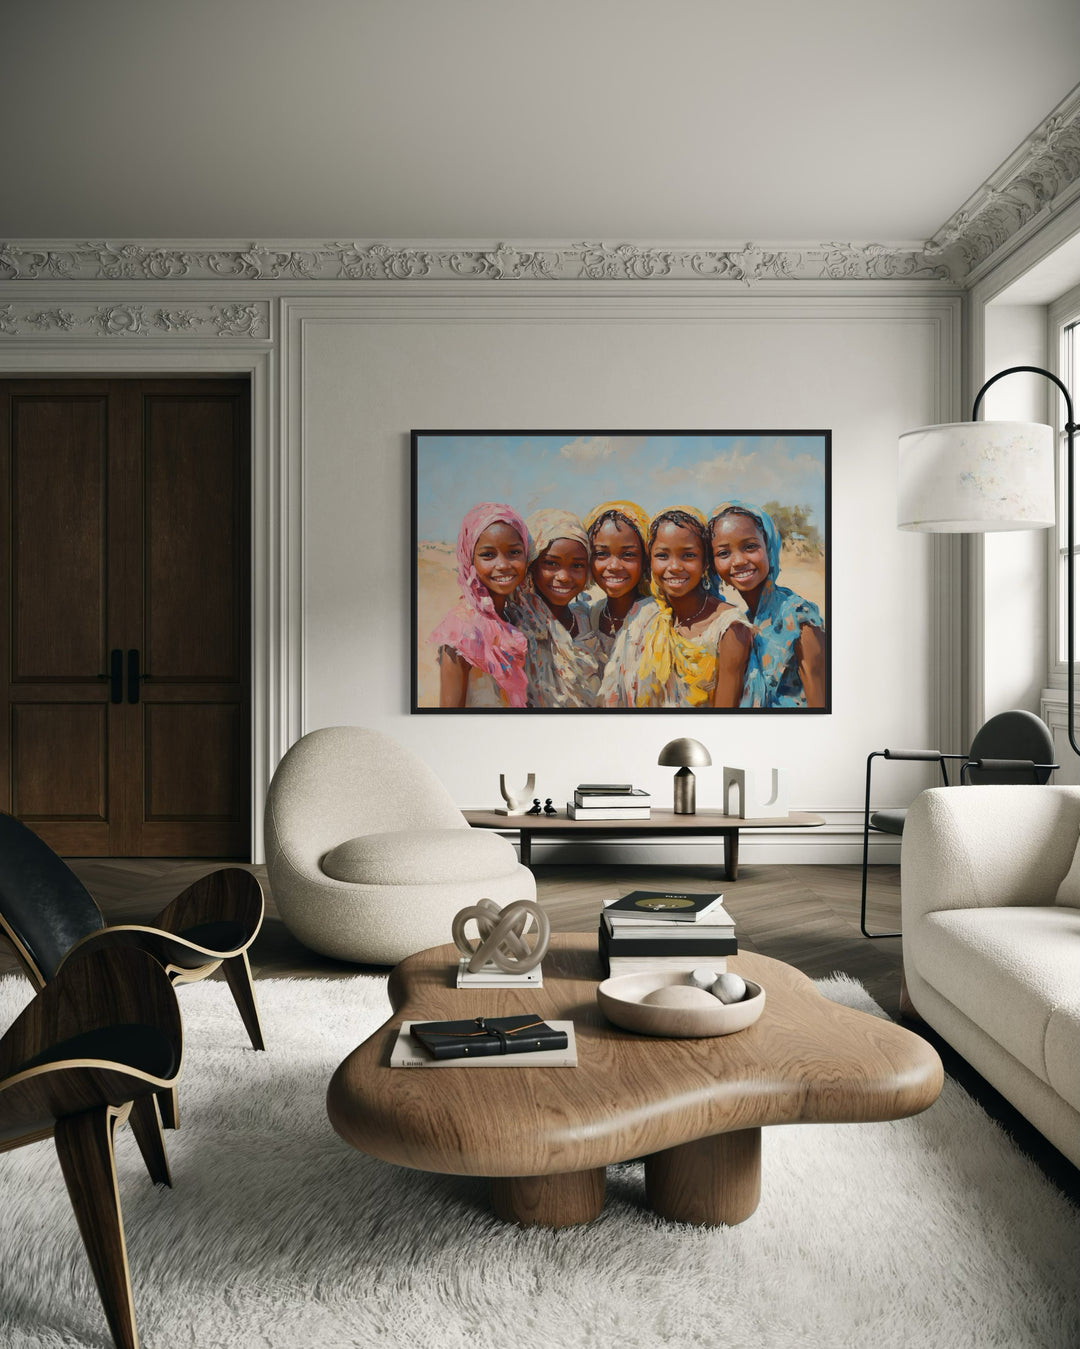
(1054, 821, 1080, 906)
(918, 906, 1080, 1091)
(322, 828, 518, 886)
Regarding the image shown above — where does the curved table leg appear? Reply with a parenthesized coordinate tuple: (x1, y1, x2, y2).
(645, 1127, 761, 1226)
(491, 1167, 605, 1227)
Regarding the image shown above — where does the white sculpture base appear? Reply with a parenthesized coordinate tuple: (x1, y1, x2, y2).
(722, 766, 788, 819)
(456, 959, 544, 989)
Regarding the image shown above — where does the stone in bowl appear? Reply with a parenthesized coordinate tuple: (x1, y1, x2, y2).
(596, 968, 765, 1037)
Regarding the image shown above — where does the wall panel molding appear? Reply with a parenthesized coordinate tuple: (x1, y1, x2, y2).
(0, 300, 269, 338)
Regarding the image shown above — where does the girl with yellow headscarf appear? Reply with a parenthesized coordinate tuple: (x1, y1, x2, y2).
(601, 506, 751, 707)
(577, 500, 657, 661)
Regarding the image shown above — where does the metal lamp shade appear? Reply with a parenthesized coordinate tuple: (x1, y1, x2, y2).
(897, 421, 1055, 533)
(657, 738, 712, 768)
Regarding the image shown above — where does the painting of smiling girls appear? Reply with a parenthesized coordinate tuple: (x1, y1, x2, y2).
(412, 431, 830, 713)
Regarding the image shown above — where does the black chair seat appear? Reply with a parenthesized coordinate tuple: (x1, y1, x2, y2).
(869, 808, 907, 835)
(173, 920, 248, 957)
(17, 1023, 178, 1080)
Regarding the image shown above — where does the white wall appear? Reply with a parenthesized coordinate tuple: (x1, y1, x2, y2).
(296, 290, 960, 851)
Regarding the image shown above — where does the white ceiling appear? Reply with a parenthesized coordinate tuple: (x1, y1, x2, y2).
(3, 0, 1080, 244)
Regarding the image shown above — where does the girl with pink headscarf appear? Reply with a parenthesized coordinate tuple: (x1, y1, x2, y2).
(428, 502, 529, 708)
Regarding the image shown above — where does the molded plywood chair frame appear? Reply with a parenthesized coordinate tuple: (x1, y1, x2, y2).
(0, 944, 183, 1349)
(860, 710, 1057, 938)
(0, 814, 265, 1130)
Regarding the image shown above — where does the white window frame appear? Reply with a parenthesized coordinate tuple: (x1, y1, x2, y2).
(1048, 282, 1080, 687)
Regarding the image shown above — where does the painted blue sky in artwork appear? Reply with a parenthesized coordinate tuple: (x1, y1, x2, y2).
(414, 432, 829, 545)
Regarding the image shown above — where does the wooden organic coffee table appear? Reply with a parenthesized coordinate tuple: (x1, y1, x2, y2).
(327, 934, 942, 1229)
(463, 808, 824, 881)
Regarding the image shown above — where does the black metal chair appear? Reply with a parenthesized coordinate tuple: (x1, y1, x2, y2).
(860, 709, 1057, 938)
(0, 944, 183, 1349)
(0, 813, 265, 1125)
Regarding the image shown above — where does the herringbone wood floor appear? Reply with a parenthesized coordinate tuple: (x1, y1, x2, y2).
(2, 857, 1076, 1203)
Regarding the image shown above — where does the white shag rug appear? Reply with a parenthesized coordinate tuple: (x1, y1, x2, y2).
(0, 971, 1078, 1349)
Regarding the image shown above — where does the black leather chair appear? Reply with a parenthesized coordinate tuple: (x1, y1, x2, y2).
(0, 944, 182, 1349)
(860, 709, 1057, 938)
(0, 813, 265, 1126)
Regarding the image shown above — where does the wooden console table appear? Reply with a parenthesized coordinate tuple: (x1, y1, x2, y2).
(463, 807, 824, 881)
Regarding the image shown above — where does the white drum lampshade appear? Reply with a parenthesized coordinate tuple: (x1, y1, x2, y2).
(897, 421, 1055, 533)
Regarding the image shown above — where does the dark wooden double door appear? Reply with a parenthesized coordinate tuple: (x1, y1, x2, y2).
(0, 378, 250, 857)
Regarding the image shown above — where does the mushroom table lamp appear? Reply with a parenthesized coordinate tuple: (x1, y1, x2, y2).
(657, 738, 712, 815)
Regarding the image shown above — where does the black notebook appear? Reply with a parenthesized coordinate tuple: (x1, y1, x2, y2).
(409, 1014, 569, 1061)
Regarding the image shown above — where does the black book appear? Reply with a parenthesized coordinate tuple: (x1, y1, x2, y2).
(409, 1014, 568, 1061)
(598, 922, 738, 958)
(604, 889, 725, 922)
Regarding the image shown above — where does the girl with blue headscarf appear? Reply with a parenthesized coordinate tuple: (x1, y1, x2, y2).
(707, 500, 826, 708)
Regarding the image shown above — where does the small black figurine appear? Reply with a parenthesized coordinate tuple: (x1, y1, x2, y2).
(543, 798, 557, 816)
(525, 798, 542, 816)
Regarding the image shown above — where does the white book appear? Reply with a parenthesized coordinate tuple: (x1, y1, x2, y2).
(567, 803, 651, 820)
(390, 1021, 578, 1068)
(604, 954, 728, 978)
(603, 904, 735, 935)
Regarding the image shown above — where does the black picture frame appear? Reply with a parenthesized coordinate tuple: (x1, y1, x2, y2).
(412, 429, 831, 713)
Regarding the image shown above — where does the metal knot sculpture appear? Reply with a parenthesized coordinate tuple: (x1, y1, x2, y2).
(451, 898, 551, 975)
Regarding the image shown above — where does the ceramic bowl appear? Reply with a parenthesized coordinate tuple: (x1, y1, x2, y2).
(596, 969, 765, 1037)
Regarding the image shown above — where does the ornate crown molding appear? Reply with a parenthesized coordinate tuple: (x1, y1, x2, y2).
(0, 239, 952, 287)
(924, 84, 1080, 282)
(0, 301, 268, 339)
(2, 88, 1078, 297)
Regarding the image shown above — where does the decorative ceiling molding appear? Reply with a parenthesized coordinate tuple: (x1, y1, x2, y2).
(0, 239, 951, 285)
(923, 84, 1080, 282)
(0, 300, 268, 338)
(0, 90, 1077, 295)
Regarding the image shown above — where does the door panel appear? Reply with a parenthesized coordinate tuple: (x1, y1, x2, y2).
(144, 703, 243, 820)
(11, 702, 108, 819)
(11, 396, 108, 679)
(144, 394, 244, 680)
(0, 378, 250, 858)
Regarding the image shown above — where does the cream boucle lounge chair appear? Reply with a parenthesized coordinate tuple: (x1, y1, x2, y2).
(264, 726, 535, 965)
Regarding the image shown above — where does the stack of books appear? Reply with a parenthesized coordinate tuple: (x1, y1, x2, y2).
(598, 889, 736, 978)
(567, 783, 651, 820)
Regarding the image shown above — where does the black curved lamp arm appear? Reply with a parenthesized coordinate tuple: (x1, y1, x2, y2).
(972, 365, 1079, 759)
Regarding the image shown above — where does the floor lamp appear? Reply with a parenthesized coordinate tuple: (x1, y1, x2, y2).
(898, 364, 1077, 756)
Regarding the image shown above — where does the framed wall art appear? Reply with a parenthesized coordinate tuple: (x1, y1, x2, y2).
(412, 430, 830, 714)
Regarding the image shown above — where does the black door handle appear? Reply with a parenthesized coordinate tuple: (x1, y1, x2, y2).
(127, 649, 140, 704)
(109, 649, 123, 704)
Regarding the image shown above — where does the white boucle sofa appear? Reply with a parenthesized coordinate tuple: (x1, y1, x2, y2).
(265, 726, 536, 965)
(901, 785, 1080, 1168)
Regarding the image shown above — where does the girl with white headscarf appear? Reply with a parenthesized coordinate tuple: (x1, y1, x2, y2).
(509, 508, 603, 708)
